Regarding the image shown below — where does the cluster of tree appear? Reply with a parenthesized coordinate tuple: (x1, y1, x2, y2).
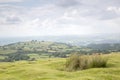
(87, 43, 120, 52)
(2, 53, 30, 62)
(51, 52, 67, 58)
(78, 49, 110, 55)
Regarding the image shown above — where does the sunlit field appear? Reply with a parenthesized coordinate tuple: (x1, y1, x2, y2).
(0, 52, 120, 80)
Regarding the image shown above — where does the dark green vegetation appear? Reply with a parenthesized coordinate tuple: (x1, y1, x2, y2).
(87, 43, 120, 53)
(65, 53, 108, 71)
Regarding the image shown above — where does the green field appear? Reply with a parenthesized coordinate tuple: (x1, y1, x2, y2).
(0, 53, 120, 80)
(0, 41, 83, 61)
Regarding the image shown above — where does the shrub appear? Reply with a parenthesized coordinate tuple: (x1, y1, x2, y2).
(3, 53, 30, 62)
(89, 54, 108, 68)
(79, 55, 90, 70)
(65, 53, 108, 71)
(65, 53, 80, 71)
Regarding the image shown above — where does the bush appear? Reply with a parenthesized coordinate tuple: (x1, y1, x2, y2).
(79, 55, 90, 70)
(3, 53, 30, 62)
(65, 53, 108, 71)
(89, 54, 108, 68)
(66, 54, 80, 71)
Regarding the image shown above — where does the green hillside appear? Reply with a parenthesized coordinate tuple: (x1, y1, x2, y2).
(0, 53, 120, 80)
(0, 41, 82, 62)
(1, 41, 120, 62)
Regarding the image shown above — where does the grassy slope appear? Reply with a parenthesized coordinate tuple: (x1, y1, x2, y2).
(0, 53, 120, 80)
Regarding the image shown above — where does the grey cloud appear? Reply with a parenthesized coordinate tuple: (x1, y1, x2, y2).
(0, 0, 24, 3)
(80, 8, 120, 20)
(98, 11, 119, 20)
(5, 16, 22, 24)
(54, 0, 120, 20)
(56, 0, 81, 8)
(0, 5, 24, 25)
(0, 16, 22, 25)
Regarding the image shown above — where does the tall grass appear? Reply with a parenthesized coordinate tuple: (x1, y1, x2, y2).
(65, 54, 80, 71)
(65, 53, 108, 71)
(90, 54, 108, 68)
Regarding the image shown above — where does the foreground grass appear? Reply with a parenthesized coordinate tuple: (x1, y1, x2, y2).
(0, 53, 120, 80)
(65, 53, 108, 71)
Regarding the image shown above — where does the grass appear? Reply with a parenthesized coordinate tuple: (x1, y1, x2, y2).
(0, 56, 6, 59)
(0, 49, 17, 54)
(89, 54, 108, 68)
(65, 53, 108, 71)
(0, 53, 120, 80)
(27, 54, 50, 59)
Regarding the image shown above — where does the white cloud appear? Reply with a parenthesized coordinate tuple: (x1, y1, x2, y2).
(0, 0, 120, 37)
(107, 6, 120, 14)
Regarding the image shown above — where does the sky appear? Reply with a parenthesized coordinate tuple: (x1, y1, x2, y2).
(0, 0, 120, 37)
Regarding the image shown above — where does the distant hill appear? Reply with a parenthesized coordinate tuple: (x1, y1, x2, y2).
(87, 43, 120, 52)
(0, 40, 120, 62)
(0, 41, 81, 62)
(0, 33, 120, 46)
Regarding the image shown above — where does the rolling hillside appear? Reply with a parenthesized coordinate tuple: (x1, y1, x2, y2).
(0, 41, 82, 61)
(0, 53, 120, 80)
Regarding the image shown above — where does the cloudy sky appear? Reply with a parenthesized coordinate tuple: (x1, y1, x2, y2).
(0, 0, 120, 37)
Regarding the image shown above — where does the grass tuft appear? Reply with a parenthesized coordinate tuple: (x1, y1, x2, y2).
(65, 53, 108, 71)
